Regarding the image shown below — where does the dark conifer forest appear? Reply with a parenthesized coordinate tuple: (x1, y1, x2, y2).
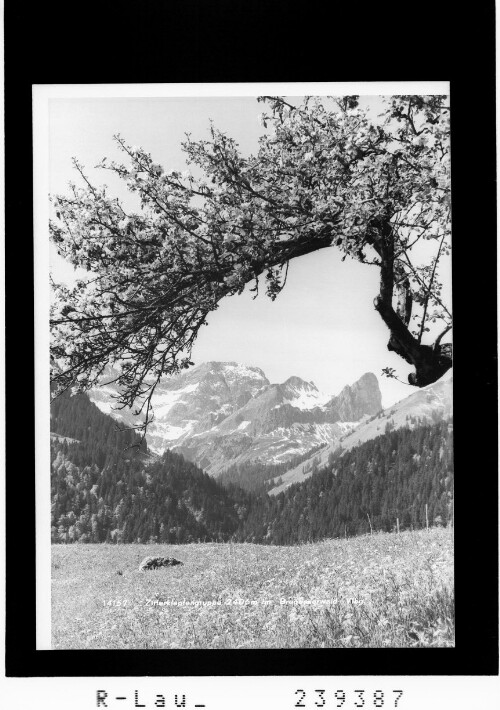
(51, 392, 453, 545)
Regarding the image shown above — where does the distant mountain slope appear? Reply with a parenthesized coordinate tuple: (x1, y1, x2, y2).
(240, 419, 454, 544)
(217, 444, 328, 493)
(88, 362, 382, 477)
(268, 369, 453, 495)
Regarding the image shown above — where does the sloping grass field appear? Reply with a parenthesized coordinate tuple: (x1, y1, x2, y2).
(52, 527, 454, 649)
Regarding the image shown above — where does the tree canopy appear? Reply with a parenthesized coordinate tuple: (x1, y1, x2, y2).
(50, 95, 452, 429)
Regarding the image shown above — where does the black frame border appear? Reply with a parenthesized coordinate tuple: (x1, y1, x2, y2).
(5, 0, 498, 677)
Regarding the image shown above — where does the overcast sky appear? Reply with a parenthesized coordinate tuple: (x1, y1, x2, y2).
(47, 92, 451, 408)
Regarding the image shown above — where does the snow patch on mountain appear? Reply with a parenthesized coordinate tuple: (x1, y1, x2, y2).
(152, 383, 200, 417)
(284, 389, 332, 410)
(150, 422, 197, 442)
(237, 420, 251, 431)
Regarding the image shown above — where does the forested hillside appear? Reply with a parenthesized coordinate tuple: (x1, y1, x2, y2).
(51, 393, 453, 545)
(51, 389, 148, 466)
(51, 392, 251, 544)
(236, 421, 453, 544)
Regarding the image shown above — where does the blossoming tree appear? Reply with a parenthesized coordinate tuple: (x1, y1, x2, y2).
(50, 95, 452, 428)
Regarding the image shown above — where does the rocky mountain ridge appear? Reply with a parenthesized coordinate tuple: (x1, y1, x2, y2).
(268, 368, 453, 495)
(88, 361, 382, 476)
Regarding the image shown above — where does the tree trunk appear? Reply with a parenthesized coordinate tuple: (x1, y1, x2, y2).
(374, 294, 452, 385)
(372, 218, 452, 387)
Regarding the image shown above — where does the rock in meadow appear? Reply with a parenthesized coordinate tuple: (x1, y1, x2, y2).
(138, 556, 183, 571)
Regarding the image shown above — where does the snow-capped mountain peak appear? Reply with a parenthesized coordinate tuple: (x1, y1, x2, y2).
(88, 362, 382, 476)
(279, 376, 332, 410)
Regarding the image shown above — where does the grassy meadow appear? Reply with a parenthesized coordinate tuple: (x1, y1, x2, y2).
(52, 526, 454, 649)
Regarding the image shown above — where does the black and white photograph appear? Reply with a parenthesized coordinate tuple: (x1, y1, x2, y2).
(4, 0, 499, 706)
(41, 85, 455, 651)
